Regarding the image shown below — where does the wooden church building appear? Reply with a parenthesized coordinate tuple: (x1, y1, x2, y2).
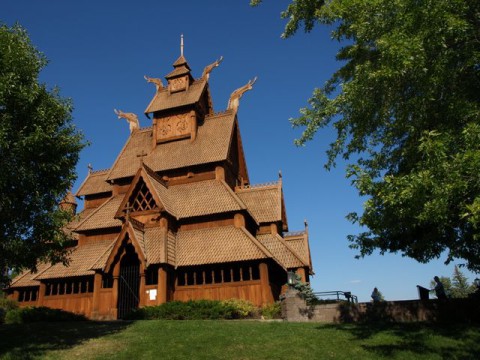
(7, 49, 313, 319)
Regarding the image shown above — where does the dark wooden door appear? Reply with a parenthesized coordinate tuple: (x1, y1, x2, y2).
(117, 245, 140, 319)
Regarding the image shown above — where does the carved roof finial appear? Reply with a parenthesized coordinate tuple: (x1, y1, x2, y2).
(228, 77, 257, 114)
(202, 56, 223, 81)
(114, 109, 140, 133)
(144, 75, 164, 92)
(180, 34, 184, 57)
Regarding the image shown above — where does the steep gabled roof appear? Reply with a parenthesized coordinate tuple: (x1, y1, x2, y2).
(76, 169, 112, 196)
(10, 262, 52, 287)
(114, 166, 166, 219)
(106, 111, 236, 181)
(114, 165, 247, 222)
(102, 221, 148, 273)
(94, 221, 169, 271)
(284, 230, 312, 271)
(257, 233, 308, 269)
(236, 182, 283, 224)
(74, 195, 123, 232)
(34, 239, 116, 280)
(176, 225, 271, 266)
(106, 128, 152, 181)
(144, 111, 235, 173)
(145, 78, 207, 113)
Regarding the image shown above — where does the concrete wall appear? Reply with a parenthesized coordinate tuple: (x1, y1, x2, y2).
(281, 289, 480, 323)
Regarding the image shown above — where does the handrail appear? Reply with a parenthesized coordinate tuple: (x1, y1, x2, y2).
(312, 291, 358, 304)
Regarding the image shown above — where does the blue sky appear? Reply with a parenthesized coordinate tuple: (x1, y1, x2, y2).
(3, 0, 477, 302)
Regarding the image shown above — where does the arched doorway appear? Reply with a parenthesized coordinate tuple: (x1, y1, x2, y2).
(117, 244, 140, 319)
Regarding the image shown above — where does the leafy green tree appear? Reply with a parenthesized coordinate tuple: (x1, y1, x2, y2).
(0, 24, 85, 284)
(253, 0, 480, 271)
(430, 266, 475, 298)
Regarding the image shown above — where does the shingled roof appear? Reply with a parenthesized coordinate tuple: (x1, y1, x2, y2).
(9, 262, 52, 287)
(176, 226, 272, 266)
(257, 233, 307, 269)
(145, 176, 246, 219)
(76, 169, 112, 196)
(74, 195, 123, 232)
(145, 78, 207, 113)
(236, 182, 282, 223)
(35, 239, 116, 280)
(106, 111, 236, 181)
(284, 231, 312, 270)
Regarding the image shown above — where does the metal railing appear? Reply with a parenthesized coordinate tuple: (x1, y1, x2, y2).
(312, 291, 358, 304)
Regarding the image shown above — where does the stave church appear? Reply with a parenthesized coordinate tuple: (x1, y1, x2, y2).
(7, 46, 313, 320)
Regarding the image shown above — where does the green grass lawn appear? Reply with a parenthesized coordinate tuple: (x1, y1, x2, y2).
(1, 320, 479, 360)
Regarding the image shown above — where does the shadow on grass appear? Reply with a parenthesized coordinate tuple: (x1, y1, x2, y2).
(317, 322, 480, 360)
(0, 321, 132, 360)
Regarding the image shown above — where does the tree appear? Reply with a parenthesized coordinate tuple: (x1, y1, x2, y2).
(252, 1, 480, 271)
(0, 24, 85, 284)
(430, 266, 475, 298)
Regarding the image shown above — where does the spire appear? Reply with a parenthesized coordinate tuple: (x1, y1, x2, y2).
(180, 34, 184, 57)
(166, 34, 193, 92)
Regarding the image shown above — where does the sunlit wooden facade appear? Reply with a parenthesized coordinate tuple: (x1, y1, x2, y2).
(7, 51, 313, 320)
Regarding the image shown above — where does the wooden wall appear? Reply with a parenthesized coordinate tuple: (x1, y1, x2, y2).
(173, 280, 266, 306)
(42, 293, 93, 318)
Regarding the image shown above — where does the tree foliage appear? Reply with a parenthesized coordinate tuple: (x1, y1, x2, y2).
(0, 24, 85, 283)
(430, 266, 476, 298)
(254, 0, 480, 271)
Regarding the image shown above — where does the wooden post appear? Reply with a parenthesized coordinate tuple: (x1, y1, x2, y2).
(92, 272, 102, 318)
(12, 289, 19, 302)
(157, 266, 167, 305)
(259, 262, 273, 305)
(37, 283, 46, 306)
(139, 273, 146, 307)
(112, 276, 119, 319)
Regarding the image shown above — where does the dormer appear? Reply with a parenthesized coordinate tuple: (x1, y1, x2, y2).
(165, 55, 194, 93)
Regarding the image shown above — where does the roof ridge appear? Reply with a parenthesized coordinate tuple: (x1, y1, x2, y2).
(143, 163, 168, 188)
(283, 230, 306, 238)
(89, 168, 110, 175)
(89, 238, 117, 271)
(236, 181, 280, 192)
(106, 128, 152, 181)
(239, 227, 286, 271)
(273, 233, 309, 268)
(73, 195, 119, 231)
(206, 109, 235, 118)
(218, 179, 260, 226)
(218, 179, 246, 210)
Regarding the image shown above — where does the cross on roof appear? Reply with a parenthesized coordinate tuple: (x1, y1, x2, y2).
(124, 201, 134, 221)
(137, 150, 148, 164)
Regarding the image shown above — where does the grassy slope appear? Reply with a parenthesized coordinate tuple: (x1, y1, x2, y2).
(1, 320, 479, 360)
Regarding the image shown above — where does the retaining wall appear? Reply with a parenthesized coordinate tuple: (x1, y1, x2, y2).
(281, 289, 480, 323)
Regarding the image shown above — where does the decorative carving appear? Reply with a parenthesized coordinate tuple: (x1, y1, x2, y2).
(114, 109, 140, 133)
(156, 113, 192, 143)
(202, 56, 223, 81)
(144, 75, 164, 92)
(169, 77, 187, 92)
(159, 123, 171, 137)
(227, 77, 257, 113)
(176, 118, 188, 132)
